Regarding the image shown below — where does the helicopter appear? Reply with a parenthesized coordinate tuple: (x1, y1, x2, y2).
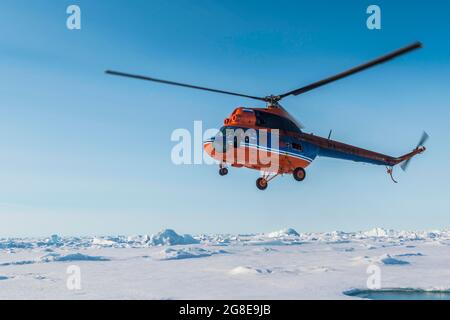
(106, 41, 427, 190)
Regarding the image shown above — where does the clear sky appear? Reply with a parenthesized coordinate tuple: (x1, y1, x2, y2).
(1, 0, 449, 237)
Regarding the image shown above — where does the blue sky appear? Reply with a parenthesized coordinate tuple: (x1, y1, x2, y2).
(0, 0, 449, 236)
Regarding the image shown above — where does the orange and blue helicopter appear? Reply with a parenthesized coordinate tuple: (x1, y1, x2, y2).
(106, 42, 427, 190)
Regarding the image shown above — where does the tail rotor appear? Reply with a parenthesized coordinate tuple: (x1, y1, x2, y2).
(400, 131, 429, 171)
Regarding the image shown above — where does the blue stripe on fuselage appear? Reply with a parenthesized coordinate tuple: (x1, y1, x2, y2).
(317, 147, 387, 165)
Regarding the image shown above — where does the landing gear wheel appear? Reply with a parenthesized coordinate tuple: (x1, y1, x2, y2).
(293, 167, 306, 182)
(219, 167, 228, 176)
(256, 177, 268, 190)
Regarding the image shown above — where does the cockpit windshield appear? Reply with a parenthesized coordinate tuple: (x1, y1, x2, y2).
(254, 110, 302, 133)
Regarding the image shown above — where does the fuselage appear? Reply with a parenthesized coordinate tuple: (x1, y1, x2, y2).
(204, 126, 316, 174)
(203, 106, 420, 174)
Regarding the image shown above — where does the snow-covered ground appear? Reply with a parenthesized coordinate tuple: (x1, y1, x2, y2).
(0, 228, 449, 299)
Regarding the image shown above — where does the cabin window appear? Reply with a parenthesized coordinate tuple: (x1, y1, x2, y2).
(292, 143, 303, 151)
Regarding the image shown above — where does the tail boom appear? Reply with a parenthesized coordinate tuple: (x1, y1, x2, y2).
(300, 133, 426, 167)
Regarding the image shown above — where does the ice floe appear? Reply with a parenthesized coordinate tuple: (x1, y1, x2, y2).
(0, 227, 448, 251)
(266, 228, 300, 238)
(378, 254, 410, 265)
(39, 252, 110, 262)
(229, 266, 272, 275)
(158, 247, 227, 260)
(1, 227, 449, 299)
(149, 229, 199, 246)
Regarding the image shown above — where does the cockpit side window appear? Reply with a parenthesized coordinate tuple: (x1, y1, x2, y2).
(292, 142, 303, 151)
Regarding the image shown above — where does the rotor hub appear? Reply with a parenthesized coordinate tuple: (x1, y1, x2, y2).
(264, 95, 282, 108)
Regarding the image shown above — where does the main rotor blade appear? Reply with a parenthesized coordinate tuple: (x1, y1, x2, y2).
(105, 70, 266, 102)
(278, 42, 423, 99)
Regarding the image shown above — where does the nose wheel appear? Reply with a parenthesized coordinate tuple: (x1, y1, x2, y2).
(219, 167, 228, 176)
